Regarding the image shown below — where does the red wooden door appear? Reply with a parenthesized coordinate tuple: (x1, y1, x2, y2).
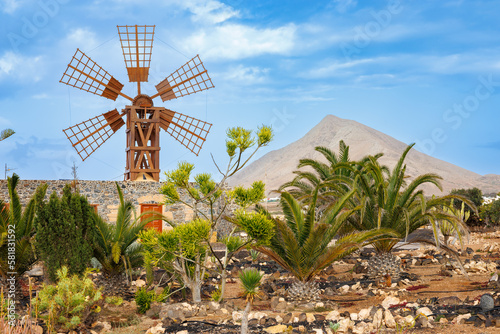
(141, 204, 163, 232)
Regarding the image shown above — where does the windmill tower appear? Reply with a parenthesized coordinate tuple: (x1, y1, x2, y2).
(60, 25, 214, 181)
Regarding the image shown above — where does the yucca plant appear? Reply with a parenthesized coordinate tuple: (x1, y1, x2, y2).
(239, 268, 263, 334)
(0, 174, 47, 280)
(93, 183, 157, 290)
(235, 188, 391, 300)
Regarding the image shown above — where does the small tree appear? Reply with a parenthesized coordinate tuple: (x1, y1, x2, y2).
(159, 125, 273, 300)
(139, 219, 211, 303)
(239, 268, 263, 334)
(35, 184, 96, 281)
(93, 183, 153, 290)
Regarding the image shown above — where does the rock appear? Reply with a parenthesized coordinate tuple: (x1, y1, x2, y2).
(276, 301, 287, 311)
(454, 313, 471, 325)
(352, 322, 370, 334)
(337, 318, 354, 333)
(208, 301, 220, 311)
(315, 302, 325, 308)
(264, 324, 289, 333)
(32, 326, 44, 334)
(198, 305, 207, 317)
(372, 308, 383, 328)
(26, 267, 43, 277)
(146, 302, 162, 318)
(350, 313, 358, 321)
(282, 313, 292, 323)
(324, 287, 336, 296)
(381, 296, 400, 309)
(480, 293, 495, 312)
(232, 311, 242, 322)
(491, 273, 499, 282)
(270, 296, 280, 309)
(315, 314, 326, 321)
(298, 325, 306, 332)
(415, 307, 433, 317)
(384, 309, 396, 328)
(298, 313, 307, 322)
(306, 313, 316, 323)
(175, 331, 188, 334)
(275, 315, 283, 323)
(145, 323, 165, 334)
(437, 296, 461, 305)
(326, 310, 341, 321)
(312, 329, 323, 334)
(339, 285, 350, 294)
(134, 279, 146, 288)
(358, 308, 371, 320)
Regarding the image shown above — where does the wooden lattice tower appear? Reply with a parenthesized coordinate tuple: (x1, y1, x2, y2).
(60, 25, 214, 181)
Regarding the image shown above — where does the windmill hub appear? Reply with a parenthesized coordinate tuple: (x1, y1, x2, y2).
(60, 25, 214, 182)
(133, 94, 154, 107)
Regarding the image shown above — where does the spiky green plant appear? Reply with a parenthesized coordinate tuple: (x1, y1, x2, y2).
(0, 174, 47, 279)
(344, 144, 475, 280)
(439, 200, 470, 246)
(234, 188, 391, 300)
(32, 266, 102, 333)
(239, 268, 263, 334)
(93, 183, 156, 288)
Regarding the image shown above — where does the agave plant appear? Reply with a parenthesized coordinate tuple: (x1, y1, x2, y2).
(236, 187, 391, 300)
(0, 174, 47, 280)
(93, 183, 158, 290)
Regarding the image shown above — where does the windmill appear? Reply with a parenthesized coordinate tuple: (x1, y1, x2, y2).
(60, 25, 214, 181)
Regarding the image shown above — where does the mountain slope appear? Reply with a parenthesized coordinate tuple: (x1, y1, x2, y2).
(230, 114, 500, 196)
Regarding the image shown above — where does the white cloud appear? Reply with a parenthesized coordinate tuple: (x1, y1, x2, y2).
(302, 58, 383, 79)
(222, 65, 269, 85)
(181, 0, 239, 24)
(1, 0, 24, 14)
(184, 23, 296, 61)
(332, 0, 357, 13)
(62, 28, 100, 52)
(0, 51, 44, 82)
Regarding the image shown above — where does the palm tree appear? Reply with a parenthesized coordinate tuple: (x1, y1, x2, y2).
(345, 144, 474, 280)
(239, 268, 263, 334)
(92, 183, 155, 290)
(0, 174, 47, 279)
(236, 187, 391, 300)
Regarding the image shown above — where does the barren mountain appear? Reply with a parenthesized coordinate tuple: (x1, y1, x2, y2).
(230, 114, 500, 196)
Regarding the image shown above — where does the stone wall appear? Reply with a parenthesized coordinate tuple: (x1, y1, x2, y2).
(0, 179, 234, 234)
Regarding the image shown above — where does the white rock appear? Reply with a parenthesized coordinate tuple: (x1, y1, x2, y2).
(416, 307, 432, 317)
(135, 279, 146, 288)
(312, 329, 323, 334)
(145, 324, 165, 334)
(326, 310, 341, 321)
(352, 322, 370, 334)
(337, 318, 354, 333)
(275, 315, 283, 323)
(384, 309, 396, 328)
(403, 315, 415, 326)
(315, 302, 325, 308)
(306, 313, 316, 323)
(358, 308, 371, 320)
(350, 313, 358, 321)
(372, 308, 383, 328)
(351, 282, 361, 291)
(339, 285, 350, 294)
(381, 296, 400, 309)
(232, 311, 242, 322)
(453, 313, 471, 325)
(175, 331, 188, 334)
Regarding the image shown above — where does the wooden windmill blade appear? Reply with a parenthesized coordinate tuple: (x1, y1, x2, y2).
(152, 55, 214, 102)
(117, 25, 155, 83)
(63, 109, 125, 161)
(159, 109, 212, 156)
(60, 49, 133, 101)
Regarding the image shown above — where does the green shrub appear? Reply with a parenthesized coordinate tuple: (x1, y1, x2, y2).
(32, 266, 102, 333)
(35, 185, 96, 281)
(105, 296, 123, 306)
(135, 287, 168, 314)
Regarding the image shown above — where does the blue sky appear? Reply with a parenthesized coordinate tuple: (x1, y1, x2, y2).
(1, 0, 500, 181)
